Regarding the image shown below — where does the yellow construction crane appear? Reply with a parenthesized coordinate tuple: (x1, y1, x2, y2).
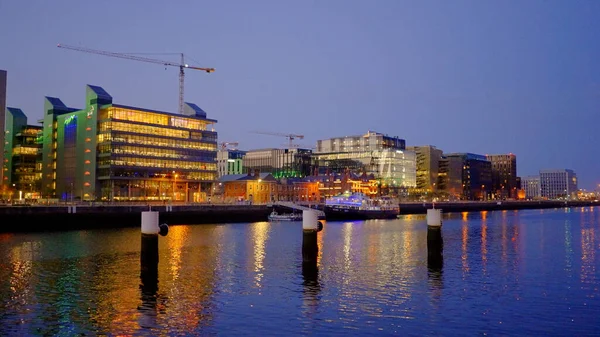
(57, 43, 215, 115)
(252, 131, 304, 148)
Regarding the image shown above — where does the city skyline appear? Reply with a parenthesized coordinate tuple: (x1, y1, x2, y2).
(1, 1, 599, 189)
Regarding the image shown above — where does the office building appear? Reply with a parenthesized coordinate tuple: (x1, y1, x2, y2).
(243, 148, 313, 178)
(486, 153, 517, 199)
(444, 153, 492, 200)
(40, 84, 218, 202)
(217, 148, 246, 178)
(313, 131, 416, 192)
(407, 145, 443, 193)
(539, 169, 577, 199)
(521, 175, 540, 199)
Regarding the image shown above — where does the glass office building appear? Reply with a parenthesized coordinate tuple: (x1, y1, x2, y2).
(40, 85, 218, 202)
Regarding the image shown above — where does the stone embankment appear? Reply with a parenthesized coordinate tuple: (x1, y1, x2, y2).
(0, 200, 597, 233)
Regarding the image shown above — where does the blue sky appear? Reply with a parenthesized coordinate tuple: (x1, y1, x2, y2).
(1, 1, 599, 189)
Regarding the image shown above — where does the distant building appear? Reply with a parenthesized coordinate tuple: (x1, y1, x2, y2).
(242, 148, 313, 178)
(521, 176, 541, 199)
(539, 169, 577, 199)
(3, 107, 42, 200)
(217, 148, 246, 177)
(407, 145, 443, 193)
(486, 153, 517, 199)
(444, 153, 492, 200)
(313, 131, 415, 194)
(0, 70, 6, 187)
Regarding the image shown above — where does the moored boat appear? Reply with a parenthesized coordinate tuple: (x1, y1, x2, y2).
(324, 192, 399, 220)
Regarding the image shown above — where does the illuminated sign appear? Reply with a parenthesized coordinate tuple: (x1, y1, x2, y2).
(64, 115, 77, 125)
(87, 106, 94, 118)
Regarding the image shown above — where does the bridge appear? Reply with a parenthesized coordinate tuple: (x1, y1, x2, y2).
(273, 201, 326, 218)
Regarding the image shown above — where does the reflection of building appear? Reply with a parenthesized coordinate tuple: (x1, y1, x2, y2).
(407, 145, 443, 193)
(313, 131, 415, 193)
(243, 148, 313, 178)
(521, 176, 541, 199)
(444, 153, 492, 200)
(217, 148, 246, 177)
(3, 107, 42, 199)
(486, 153, 517, 199)
(0, 70, 6, 187)
(539, 169, 577, 199)
(40, 85, 218, 202)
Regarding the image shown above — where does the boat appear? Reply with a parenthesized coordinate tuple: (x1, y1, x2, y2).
(324, 192, 399, 220)
(268, 210, 302, 221)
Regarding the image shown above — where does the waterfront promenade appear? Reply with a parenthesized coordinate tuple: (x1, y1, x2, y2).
(0, 200, 597, 233)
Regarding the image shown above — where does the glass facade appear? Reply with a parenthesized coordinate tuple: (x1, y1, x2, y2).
(96, 105, 218, 202)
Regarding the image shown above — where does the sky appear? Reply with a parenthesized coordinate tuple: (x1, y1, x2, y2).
(1, 1, 599, 189)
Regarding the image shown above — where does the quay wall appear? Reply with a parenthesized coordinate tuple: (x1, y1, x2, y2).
(0, 200, 597, 233)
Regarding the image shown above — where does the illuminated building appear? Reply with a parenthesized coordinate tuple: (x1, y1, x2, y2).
(40, 85, 218, 202)
(539, 169, 577, 200)
(217, 148, 246, 177)
(486, 153, 517, 199)
(220, 172, 277, 203)
(2, 107, 42, 199)
(444, 153, 492, 200)
(313, 131, 416, 194)
(521, 176, 541, 199)
(242, 148, 313, 178)
(407, 145, 443, 193)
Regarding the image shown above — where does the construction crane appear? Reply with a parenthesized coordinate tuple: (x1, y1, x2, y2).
(252, 131, 304, 148)
(220, 142, 239, 150)
(57, 43, 215, 115)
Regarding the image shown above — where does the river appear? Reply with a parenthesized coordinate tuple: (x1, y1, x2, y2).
(0, 207, 598, 336)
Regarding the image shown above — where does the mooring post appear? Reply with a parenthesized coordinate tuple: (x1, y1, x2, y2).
(426, 205, 443, 271)
(302, 210, 323, 264)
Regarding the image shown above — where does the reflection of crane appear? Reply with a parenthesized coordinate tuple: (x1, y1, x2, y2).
(252, 131, 304, 148)
(57, 43, 215, 115)
(220, 142, 239, 150)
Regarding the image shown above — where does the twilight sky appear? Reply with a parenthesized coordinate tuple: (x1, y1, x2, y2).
(1, 1, 599, 189)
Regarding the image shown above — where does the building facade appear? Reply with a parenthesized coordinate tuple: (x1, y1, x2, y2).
(407, 145, 443, 193)
(313, 131, 415, 194)
(521, 175, 540, 199)
(444, 153, 492, 200)
(217, 148, 246, 177)
(539, 169, 577, 199)
(243, 148, 313, 178)
(40, 85, 218, 202)
(2, 107, 42, 200)
(486, 153, 517, 199)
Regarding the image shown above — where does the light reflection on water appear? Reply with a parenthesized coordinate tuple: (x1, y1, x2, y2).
(0, 207, 599, 335)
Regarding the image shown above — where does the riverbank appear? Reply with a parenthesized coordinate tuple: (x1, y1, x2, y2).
(0, 200, 597, 233)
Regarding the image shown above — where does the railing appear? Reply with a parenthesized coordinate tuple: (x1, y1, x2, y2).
(274, 201, 326, 217)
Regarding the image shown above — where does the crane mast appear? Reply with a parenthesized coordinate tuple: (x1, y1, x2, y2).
(57, 43, 214, 115)
(252, 131, 304, 148)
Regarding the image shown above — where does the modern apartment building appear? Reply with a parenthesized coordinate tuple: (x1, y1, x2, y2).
(521, 175, 541, 199)
(407, 145, 443, 193)
(486, 153, 517, 199)
(539, 169, 577, 199)
(313, 131, 416, 191)
(39, 84, 218, 202)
